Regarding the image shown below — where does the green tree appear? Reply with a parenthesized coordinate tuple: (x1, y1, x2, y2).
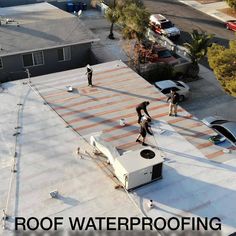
(207, 41, 236, 96)
(225, 0, 236, 11)
(184, 29, 213, 78)
(104, 0, 144, 39)
(105, 1, 120, 39)
(91, 0, 150, 71)
(91, 0, 122, 39)
(119, 3, 149, 41)
(118, 3, 150, 72)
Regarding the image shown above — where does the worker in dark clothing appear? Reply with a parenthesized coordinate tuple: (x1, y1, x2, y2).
(136, 117, 153, 146)
(85, 64, 93, 86)
(136, 101, 151, 124)
(167, 89, 180, 116)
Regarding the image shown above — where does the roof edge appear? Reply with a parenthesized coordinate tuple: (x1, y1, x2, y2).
(0, 38, 100, 57)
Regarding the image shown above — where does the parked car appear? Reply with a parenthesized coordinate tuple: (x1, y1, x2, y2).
(152, 45, 178, 64)
(202, 116, 236, 146)
(136, 43, 178, 64)
(225, 20, 236, 31)
(154, 80, 190, 101)
(149, 14, 180, 39)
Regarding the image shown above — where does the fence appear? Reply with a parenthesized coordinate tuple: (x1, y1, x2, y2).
(146, 29, 190, 59)
(98, 3, 190, 61)
(97, 4, 191, 77)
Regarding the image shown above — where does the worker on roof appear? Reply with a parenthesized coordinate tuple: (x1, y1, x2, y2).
(85, 64, 93, 87)
(136, 117, 153, 146)
(136, 101, 151, 124)
(167, 89, 180, 117)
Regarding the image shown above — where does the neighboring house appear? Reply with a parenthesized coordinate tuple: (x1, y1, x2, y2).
(0, 2, 99, 82)
(0, 0, 91, 8)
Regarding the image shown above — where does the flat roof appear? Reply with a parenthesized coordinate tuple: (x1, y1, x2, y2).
(0, 60, 236, 235)
(31, 60, 235, 162)
(0, 2, 99, 57)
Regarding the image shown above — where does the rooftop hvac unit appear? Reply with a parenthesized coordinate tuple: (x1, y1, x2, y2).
(90, 133, 164, 190)
(90, 133, 120, 165)
(113, 147, 163, 190)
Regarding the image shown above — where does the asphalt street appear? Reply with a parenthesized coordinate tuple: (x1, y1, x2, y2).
(143, 1, 236, 120)
(81, 8, 236, 121)
(144, 0, 235, 47)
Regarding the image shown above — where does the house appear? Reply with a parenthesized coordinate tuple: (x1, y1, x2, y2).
(0, 60, 236, 235)
(0, 2, 99, 82)
(0, 0, 91, 10)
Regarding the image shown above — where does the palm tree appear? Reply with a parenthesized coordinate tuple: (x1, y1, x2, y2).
(184, 29, 214, 78)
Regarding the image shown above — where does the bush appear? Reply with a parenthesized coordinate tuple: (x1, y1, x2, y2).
(225, 0, 236, 11)
(207, 41, 236, 97)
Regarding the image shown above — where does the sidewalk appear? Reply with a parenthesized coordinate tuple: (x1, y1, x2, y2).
(178, 0, 235, 21)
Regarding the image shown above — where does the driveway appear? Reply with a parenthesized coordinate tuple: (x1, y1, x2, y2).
(181, 65, 236, 121)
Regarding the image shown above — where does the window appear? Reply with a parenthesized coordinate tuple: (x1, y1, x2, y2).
(162, 87, 179, 94)
(0, 58, 3, 69)
(23, 54, 33, 67)
(162, 88, 171, 94)
(57, 47, 71, 61)
(22, 51, 44, 67)
(57, 49, 64, 61)
(174, 81, 185, 87)
(158, 50, 172, 58)
(212, 126, 236, 143)
(160, 21, 173, 29)
(211, 120, 228, 125)
(171, 87, 180, 91)
(33, 51, 44, 65)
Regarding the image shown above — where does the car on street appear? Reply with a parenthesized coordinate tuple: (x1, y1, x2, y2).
(202, 116, 236, 146)
(154, 80, 190, 101)
(225, 20, 236, 31)
(135, 43, 179, 64)
(149, 14, 180, 39)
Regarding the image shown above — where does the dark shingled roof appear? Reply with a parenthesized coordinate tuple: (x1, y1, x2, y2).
(0, 3, 99, 56)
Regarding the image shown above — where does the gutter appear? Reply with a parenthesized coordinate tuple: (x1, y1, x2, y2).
(0, 38, 100, 57)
